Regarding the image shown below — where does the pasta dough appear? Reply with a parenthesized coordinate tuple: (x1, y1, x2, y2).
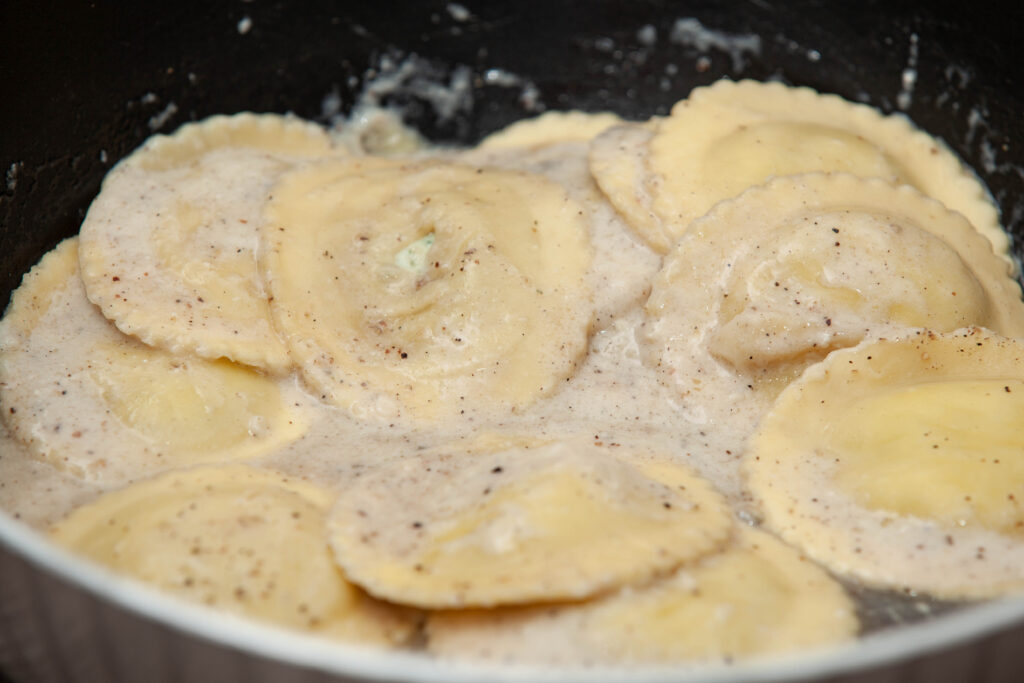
(478, 110, 624, 149)
(50, 464, 417, 642)
(642, 174, 1024, 422)
(78, 113, 335, 373)
(261, 157, 593, 420)
(588, 122, 671, 251)
(597, 80, 1006, 264)
(3, 79, 1022, 665)
(460, 135, 663, 329)
(327, 437, 731, 608)
(426, 527, 857, 664)
(0, 238, 309, 484)
(747, 328, 1024, 599)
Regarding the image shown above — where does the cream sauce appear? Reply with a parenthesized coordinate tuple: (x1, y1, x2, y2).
(0, 105, 1008, 659)
(0, 135, 757, 514)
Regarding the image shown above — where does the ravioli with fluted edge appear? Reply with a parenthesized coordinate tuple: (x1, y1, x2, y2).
(261, 157, 593, 420)
(426, 527, 857, 664)
(748, 328, 1024, 599)
(78, 113, 335, 373)
(631, 79, 1007, 262)
(6, 78, 1024, 666)
(49, 465, 418, 642)
(642, 174, 1024, 418)
(0, 238, 310, 484)
(589, 122, 673, 252)
(326, 437, 731, 608)
(479, 110, 624, 150)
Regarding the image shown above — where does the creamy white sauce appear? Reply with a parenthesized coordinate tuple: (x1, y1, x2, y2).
(0, 127, 760, 527)
(0, 96, 1011, 662)
(3, 5, 1022, 660)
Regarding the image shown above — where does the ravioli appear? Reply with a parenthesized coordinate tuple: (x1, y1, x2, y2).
(78, 113, 335, 373)
(426, 527, 857, 665)
(588, 122, 672, 252)
(479, 111, 624, 149)
(616, 79, 1005, 262)
(459, 138, 663, 328)
(642, 174, 1024, 421)
(261, 157, 593, 420)
(748, 328, 1024, 599)
(326, 437, 731, 608)
(50, 465, 417, 643)
(8, 80, 1024, 666)
(0, 238, 309, 483)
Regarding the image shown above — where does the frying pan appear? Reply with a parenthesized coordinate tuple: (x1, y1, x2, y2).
(3, 1, 1024, 681)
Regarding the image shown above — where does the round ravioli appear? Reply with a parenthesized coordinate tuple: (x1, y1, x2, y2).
(645, 79, 1006, 262)
(588, 122, 673, 252)
(642, 174, 1024, 419)
(0, 238, 310, 484)
(50, 465, 416, 643)
(78, 113, 335, 373)
(479, 111, 624, 150)
(326, 437, 731, 608)
(426, 527, 857, 665)
(748, 328, 1024, 599)
(261, 158, 593, 420)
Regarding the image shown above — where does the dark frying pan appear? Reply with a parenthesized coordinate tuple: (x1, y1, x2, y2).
(2, 1, 1024, 681)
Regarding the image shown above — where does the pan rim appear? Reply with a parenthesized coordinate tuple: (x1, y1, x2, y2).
(3, 508, 1023, 682)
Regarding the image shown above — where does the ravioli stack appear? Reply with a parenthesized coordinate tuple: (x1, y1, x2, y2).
(588, 79, 1024, 603)
(590, 79, 1007, 260)
(0, 114, 325, 483)
(260, 156, 593, 419)
(0, 79, 1022, 668)
(0, 109, 607, 644)
(0, 115, 421, 643)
